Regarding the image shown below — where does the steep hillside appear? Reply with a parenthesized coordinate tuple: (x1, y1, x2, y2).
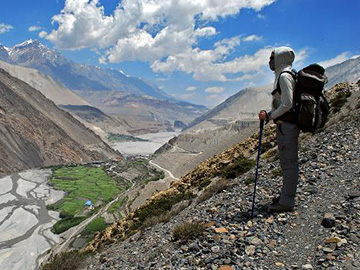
(326, 56, 360, 89)
(0, 60, 89, 106)
(54, 81, 359, 269)
(152, 120, 258, 178)
(0, 68, 121, 176)
(184, 86, 272, 132)
(150, 86, 270, 178)
(59, 105, 131, 139)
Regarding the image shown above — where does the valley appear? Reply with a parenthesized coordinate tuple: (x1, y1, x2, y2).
(0, 131, 179, 270)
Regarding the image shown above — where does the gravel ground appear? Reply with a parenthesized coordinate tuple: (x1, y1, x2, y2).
(82, 87, 360, 270)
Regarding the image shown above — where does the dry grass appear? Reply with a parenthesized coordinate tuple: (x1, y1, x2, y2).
(197, 178, 229, 203)
(39, 251, 87, 270)
(172, 222, 205, 242)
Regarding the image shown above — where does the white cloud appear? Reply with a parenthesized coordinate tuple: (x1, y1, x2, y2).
(243, 35, 262, 42)
(152, 46, 274, 81)
(45, 0, 276, 60)
(28, 26, 42, 32)
(0, 23, 13, 34)
(257, 14, 266, 20)
(205, 86, 225, 94)
(319, 52, 352, 68)
(39, 31, 48, 38)
(195, 27, 217, 37)
(186, 86, 197, 92)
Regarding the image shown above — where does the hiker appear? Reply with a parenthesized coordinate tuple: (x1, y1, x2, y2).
(259, 46, 299, 212)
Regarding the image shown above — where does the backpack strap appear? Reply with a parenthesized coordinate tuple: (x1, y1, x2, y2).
(271, 70, 296, 96)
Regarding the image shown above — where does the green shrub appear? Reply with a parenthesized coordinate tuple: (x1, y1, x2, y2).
(221, 155, 255, 179)
(244, 177, 254, 185)
(172, 222, 205, 242)
(331, 91, 349, 113)
(39, 251, 86, 270)
(52, 216, 86, 234)
(199, 177, 212, 188)
(260, 141, 273, 154)
(136, 193, 192, 223)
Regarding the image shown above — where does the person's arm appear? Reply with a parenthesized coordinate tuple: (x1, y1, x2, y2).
(268, 73, 295, 119)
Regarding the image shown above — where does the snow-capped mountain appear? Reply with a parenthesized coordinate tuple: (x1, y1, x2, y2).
(0, 44, 12, 63)
(0, 40, 208, 127)
(2, 39, 172, 99)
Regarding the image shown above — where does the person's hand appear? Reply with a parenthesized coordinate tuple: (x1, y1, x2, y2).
(258, 110, 268, 121)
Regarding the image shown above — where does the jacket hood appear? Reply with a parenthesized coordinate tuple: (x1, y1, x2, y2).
(274, 46, 295, 72)
(272, 46, 295, 90)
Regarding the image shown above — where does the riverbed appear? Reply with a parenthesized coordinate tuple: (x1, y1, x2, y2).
(0, 169, 65, 270)
(111, 131, 178, 156)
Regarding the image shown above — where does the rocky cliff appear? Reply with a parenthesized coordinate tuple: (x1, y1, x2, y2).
(72, 80, 360, 269)
(0, 68, 121, 176)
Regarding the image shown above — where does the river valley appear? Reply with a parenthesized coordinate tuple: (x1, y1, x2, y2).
(0, 131, 178, 270)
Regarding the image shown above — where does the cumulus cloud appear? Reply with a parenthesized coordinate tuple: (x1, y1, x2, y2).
(186, 86, 197, 92)
(0, 23, 13, 34)
(205, 86, 225, 94)
(243, 35, 262, 42)
(44, 0, 276, 80)
(28, 26, 42, 32)
(152, 47, 274, 81)
(319, 52, 352, 68)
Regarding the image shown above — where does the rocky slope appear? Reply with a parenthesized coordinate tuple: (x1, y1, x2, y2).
(326, 56, 360, 89)
(184, 86, 272, 132)
(0, 60, 89, 106)
(75, 81, 359, 269)
(152, 120, 258, 178)
(0, 68, 121, 176)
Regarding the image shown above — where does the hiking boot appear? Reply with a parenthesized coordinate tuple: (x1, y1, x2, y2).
(271, 196, 280, 204)
(267, 203, 294, 213)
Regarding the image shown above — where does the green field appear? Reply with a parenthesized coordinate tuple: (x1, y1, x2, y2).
(49, 166, 120, 216)
(81, 217, 108, 236)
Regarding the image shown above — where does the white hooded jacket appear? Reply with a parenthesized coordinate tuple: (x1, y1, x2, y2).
(269, 47, 296, 120)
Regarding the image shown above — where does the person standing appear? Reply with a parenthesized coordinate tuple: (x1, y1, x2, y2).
(259, 46, 300, 212)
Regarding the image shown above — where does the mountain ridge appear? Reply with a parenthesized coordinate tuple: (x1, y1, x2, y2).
(0, 68, 121, 176)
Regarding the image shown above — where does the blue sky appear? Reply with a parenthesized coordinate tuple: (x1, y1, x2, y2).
(0, 0, 359, 107)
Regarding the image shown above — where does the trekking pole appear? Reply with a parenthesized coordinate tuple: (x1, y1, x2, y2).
(251, 118, 265, 218)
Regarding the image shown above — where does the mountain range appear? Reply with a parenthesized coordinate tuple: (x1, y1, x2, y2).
(325, 56, 360, 89)
(0, 40, 208, 127)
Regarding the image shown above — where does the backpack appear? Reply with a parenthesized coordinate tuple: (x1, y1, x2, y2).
(272, 64, 330, 133)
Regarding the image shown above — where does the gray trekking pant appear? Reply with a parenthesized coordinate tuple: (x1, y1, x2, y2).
(276, 122, 300, 207)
